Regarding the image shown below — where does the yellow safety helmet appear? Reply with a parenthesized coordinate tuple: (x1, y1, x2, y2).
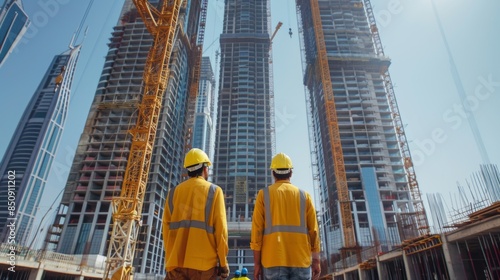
(270, 152, 293, 174)
(184, 148, 212, 171)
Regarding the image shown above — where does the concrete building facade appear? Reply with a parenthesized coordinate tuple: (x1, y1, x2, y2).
(213, 0, 275, 272)
(0, 43, 81, 246)
(43, 0, 203, 275)
(296, 0, 422, 266)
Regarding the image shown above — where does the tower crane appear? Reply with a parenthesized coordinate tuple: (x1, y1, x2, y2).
(268, 22, 282, 64)
(103, 0, 183, 279)
(271, 21, 283, 43)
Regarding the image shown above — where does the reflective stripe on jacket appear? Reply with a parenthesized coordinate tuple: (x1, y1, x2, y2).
(250, 180, 320, 268)
(163, 177, 228, 271)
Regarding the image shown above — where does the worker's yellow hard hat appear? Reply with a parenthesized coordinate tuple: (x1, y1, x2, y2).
(184, 148, 212, 171)
(270, 153, 293, 173)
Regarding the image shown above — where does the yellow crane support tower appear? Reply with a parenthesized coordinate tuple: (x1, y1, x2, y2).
(308, 0, 358, 262)
(103, 0, 183, 279)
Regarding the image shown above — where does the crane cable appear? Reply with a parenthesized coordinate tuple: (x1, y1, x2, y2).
(75, 0, 95, 42)
(287, 0, 292, 38)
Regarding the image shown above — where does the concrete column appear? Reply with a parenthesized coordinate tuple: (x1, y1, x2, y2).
(441, 235, 467, 280)
(376, 256, 385, 280)
(358, 268, 367, 280)
(402, 253, 416, 280)
(28, 263, 44, 280)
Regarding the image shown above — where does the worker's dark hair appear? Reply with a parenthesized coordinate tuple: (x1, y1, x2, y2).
(272, 169, 292, 180)
(187, 164, 207, 177)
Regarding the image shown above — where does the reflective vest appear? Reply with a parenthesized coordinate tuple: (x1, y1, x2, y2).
(167, 183, 216, 234)
(262, 187, 308, 235)
(250, 181, 320, 268)
(163, 177, 228, 271)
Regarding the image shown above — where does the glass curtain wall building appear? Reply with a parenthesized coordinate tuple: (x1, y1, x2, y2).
(43, 0, 203, 275)
(296, 0, 423, 266)
(0, 43, 81, 246)
(213, 0, 275, 273)
(0, 0, 30, 67)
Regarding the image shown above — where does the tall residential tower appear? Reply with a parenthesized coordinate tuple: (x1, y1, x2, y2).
(44, 0, 203, 275)
(0, 43, 81, 246)
(297, 0, 426, 267)
(0, 0, 30, 67)
(213, 0, 275, 272)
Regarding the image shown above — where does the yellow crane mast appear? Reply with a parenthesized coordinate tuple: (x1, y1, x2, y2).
(103, 0, 183, 279)
(308, 0, 358, 261)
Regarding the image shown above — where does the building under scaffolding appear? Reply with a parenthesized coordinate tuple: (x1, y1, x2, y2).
(296, 0, 428, 271)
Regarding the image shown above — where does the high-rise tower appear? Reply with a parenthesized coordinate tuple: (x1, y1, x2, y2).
(43, 0, 203, 275)
(192, 56, 217, 161)
(213, 0, 275, 272)
(0, 43, 81, 246)
(0, 0, 30, 67)
(296, 0, 426, 267)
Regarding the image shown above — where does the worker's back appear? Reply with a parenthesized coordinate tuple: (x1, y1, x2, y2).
(163, 177, 227, 271)
(266, 181, 303, 226)
(251, 179, 319, 268)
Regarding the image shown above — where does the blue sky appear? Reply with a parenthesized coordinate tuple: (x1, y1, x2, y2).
(0, 0, 499, 246)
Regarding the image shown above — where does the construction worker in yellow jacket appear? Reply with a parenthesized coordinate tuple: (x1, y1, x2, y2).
(163, 148, 230, 279)
(251, 152, 321, 280)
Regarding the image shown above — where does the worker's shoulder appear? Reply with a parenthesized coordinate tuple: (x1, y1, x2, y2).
(177, 177, 213, 189)
(276, 183, 313, 197)
(209, 182, 223, 191)
(271, 181, 301, 191)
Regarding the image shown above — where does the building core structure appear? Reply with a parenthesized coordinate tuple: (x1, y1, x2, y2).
(0, 0, 30, 67)
(213, 0, 275, 273)
(0, 42, 81, 246)
(43, 0, 203, 275)
(192, 56, 217, 161)
(296, 0, 426, 268)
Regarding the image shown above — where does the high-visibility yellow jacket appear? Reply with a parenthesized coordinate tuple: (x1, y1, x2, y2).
(250, 179, 320, 268)
(163, 176, 228, 271)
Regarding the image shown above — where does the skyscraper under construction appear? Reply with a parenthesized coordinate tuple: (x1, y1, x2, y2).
(44, 0, 204, 275)
(213, 0, 275, 272)
(296, 0, 427, 268)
